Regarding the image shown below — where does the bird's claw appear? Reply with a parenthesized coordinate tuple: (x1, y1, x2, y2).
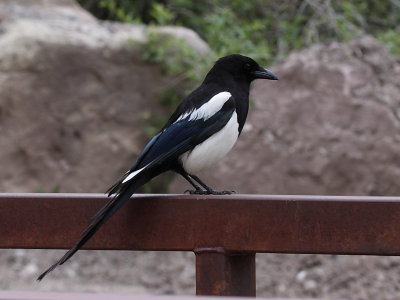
(210, 190, 236, 195)
(184, 189, 210, 195)
(184, 189, 236, 195)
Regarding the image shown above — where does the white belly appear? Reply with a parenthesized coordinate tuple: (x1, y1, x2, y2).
(180, 112, 239, 174)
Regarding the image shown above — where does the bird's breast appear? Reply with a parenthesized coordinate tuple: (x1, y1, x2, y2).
(180, 111, 239, 174)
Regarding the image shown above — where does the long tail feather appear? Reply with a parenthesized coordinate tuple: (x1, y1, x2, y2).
(37, 175, 149, 281)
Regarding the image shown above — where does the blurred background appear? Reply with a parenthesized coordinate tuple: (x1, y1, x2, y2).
(0, 0, 399, 299)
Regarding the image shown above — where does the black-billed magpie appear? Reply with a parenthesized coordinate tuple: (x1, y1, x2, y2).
(37, 54, 278, 280)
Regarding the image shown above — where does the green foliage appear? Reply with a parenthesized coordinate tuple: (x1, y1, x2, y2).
(35, 185, 61, 193)
(150, 3, 175, 25)
(97, 0, 138, 23)
(378, 30, 400, 55)
(141, 32, 214, 79)
(78, 0, 400, 65)
(137, 32, 215, 143)
(139, 111, 165, 138)
(139, 32, 215, 111)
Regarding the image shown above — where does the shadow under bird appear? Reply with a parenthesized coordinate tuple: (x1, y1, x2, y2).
(37, 54, 278, 280)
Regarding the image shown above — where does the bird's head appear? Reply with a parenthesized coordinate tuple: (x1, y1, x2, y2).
(207, 54, 278, 84)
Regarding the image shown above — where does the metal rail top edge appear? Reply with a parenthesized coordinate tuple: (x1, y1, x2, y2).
(1, 193, 400, 202)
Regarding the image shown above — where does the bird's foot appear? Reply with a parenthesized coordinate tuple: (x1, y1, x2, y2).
(184, 189, 236, 195)
(209, 190, 236, 195)
(185, 189, 210, 195)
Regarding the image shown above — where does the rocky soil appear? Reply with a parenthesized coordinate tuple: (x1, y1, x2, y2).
(0, 0, 208, 194)
(170, 37, 400, 196)
(1, 1, 400, 300)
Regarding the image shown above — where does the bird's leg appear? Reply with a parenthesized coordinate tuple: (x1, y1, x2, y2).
(178, 171, 208, 194)
(190, 175, 236, 195)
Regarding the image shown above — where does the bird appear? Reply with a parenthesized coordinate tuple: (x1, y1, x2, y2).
(37, 54, 278, 280)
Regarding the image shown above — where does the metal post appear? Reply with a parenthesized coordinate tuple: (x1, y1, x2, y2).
(194, 247, 256, 297)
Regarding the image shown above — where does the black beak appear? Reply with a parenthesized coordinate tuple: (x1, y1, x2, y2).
(252, 67, 279, 80)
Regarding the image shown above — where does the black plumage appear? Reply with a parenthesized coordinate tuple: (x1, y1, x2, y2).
(37, 54, 278, 280)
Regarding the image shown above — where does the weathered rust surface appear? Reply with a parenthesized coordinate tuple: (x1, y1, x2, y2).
(1, 193, 400, 255)
(195, 248, 255, 296)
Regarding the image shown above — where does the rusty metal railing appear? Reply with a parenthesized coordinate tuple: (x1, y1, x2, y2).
(1, 193, 400, 296)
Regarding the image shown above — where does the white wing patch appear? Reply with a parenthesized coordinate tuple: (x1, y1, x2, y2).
(176, 91, 232, 122)
(122, 166, 146, 183)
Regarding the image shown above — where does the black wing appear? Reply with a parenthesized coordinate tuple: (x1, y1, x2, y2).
(107, 96, 236, 196)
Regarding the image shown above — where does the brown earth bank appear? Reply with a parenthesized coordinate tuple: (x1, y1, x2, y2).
(170, 37, 400, 196)
(1, 1, 400, 300)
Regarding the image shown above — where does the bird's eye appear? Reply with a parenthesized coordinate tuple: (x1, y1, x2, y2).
(244, 63, 252, 71)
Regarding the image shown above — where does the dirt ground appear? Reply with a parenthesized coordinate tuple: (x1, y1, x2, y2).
(1, 248, 400, 299)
